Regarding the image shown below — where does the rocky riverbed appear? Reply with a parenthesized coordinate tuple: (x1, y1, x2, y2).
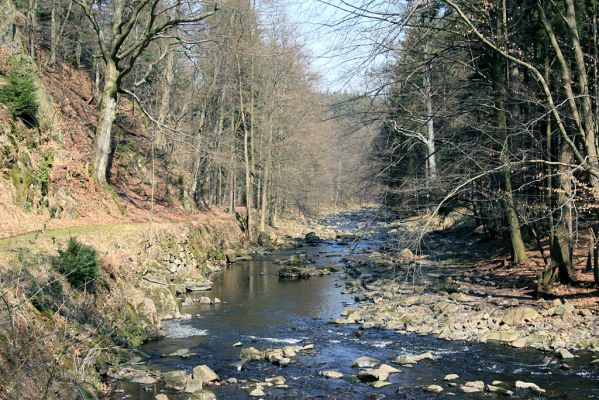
(333, 216, 599, 355)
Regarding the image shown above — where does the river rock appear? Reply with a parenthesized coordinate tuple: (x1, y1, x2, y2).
(305, 232, 321, 243)
(240, 347, 264, 361)
(394, 352, 434, 365)
(320, 370, 344, 379)
(188, 390, 216, 400)
(460, 385, 482, 393)
(372, 381, 392, 388)
(444, 374, 459, 381)
(192, 365, 219, 382)
(515, 380, 545, 394)
(464, 381, 485, 390)
(131, 376, 157, 385)
(352, 356, 380, 368)
(199, 296, 211, 304)
(376, 364, 400, 374)
(487, 384, 514, 395)
(155, 395, 169, 400)
(248, 384, 266, 397)
(556, 348, 575, 359)
(165, 348, 196, 358)
(502, 307, 540, 326)
(163, 370, 189, 391)
(483, 330, 519, 342)
(266, 376, 286, 386)
(425, 385, 444, 393)
(357, 368, 389, 382)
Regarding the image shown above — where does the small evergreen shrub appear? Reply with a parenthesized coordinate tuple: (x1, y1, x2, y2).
(0, 60, 39, 127)
(52, 238, 99, 292)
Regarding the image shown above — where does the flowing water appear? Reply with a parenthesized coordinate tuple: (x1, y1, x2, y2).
(113, 212, 599, 399)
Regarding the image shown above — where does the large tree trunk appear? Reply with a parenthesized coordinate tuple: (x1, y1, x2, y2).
(539, 142, 575, 290)
(259, 116, 273, 231)
(94, 61, 119, 185)
(423, 68, 436, 182)
(155, 47, 175, 150)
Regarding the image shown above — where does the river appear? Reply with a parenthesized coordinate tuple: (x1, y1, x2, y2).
(113, 212, 599, 399)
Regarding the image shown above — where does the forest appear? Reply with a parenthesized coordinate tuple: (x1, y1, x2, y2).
(0, 0, 598, 399)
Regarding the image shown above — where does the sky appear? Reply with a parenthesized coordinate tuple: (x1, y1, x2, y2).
(273, 0, 392, 93)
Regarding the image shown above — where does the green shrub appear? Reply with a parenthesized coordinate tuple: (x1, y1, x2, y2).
(0, 61, 39, 127)
(52, 238, 99, 292)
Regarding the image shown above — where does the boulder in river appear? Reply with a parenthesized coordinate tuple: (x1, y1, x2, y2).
(162, 370, 189, 391)
(515, 380, 545, 394)
(393, 352, 434, 365)
(357, 368, 389, 382)
(188, 390, 216, 400)
(444, 374, 459, 381)
(320, 370, 344, 379)
(425, 385, 444, 393)
(556, 348, 575, 359)
(239, 347, 264, 361)
(352, 356, 380, 368)
(192, 365, 219, 382)
(305, 232, 321, 244)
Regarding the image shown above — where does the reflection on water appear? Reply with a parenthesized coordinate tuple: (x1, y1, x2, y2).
(113, 213, 599, 400)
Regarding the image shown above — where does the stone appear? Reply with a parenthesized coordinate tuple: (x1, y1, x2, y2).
(155, 395, 169, 400)
(240, 347, 264, 361)
(352, 356, 380, 368)
(502, 307, 540, 326)
(357, 368, 389, 382)
(515, 381, 545, 394)
(460, 385, 482, 393)
(213, 297, 221, 303)
(394, 352, 434, 365)
(487, 385, 514, 395)
(188, 390, 216, 400)
(553, 302, 575, 316)
(166, 348, 196, 358)
(199, 296, 211, 304)
(266, 376, 286, 386)
(556, 348, 575, 359)
(464, 381, 485, 390)
(371, 381, 392, 388)
(483, 330, 519, 342)
(320, 370, 344, 379)
(510, 338, 528, 348)
(233, 342, 242, 347)
(376, 364, 400, 374)
(249, 384, 266, 397)
(444, 374, 459, 381)
(305, 232, 321, 243)
(163, 370, 189, 391)
(184, 378, 203, 394)
(192, 365, 219, 382)
(131, 376, 157, 385)
(425, 385, 444, 393)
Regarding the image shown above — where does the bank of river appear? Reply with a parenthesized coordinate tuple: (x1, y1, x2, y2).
(112, 211, 599, 399)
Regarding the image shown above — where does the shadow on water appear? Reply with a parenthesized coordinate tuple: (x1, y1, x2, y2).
(113, 211, 599, 400)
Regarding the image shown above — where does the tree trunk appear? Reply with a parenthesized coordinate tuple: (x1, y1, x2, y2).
(27, 0, 37, 59)
(259, 116, 273, 231)
(94, 61, 119, 185)
(49, 0, 57, 66)
(155, 47, 175, 149)
(423, 68, 436, 182)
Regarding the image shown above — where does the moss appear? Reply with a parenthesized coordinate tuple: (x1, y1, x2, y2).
(116, 305, 147, 347)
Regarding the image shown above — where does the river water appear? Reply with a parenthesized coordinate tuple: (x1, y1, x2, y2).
(113, 212, 599, 399)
